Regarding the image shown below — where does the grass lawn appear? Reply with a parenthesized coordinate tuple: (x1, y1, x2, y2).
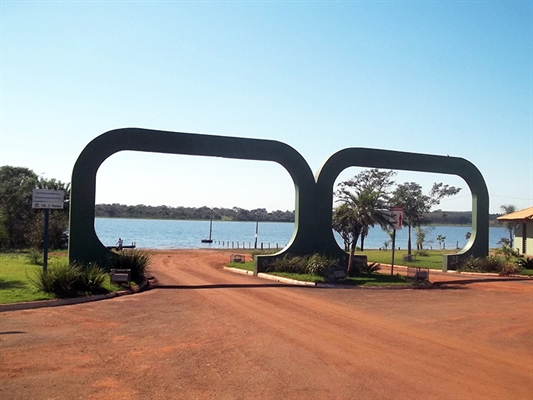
(0, 253, 55, 304)
(0, 252, 122, 304)
(227, 261, 411, 286)
(361, 249, 451, 270)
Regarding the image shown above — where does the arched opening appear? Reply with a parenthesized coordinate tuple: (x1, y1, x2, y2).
(94, 151, 296, 251)
(331, 167, 476, 253)
(68, 128, 318, 267)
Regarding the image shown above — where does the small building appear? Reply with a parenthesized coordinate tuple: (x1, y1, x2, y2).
(497, 206, 533, 256)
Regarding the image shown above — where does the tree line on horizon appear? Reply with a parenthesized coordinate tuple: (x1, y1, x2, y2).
(95, 203, 295, 222)
(94, 203, 501, 224)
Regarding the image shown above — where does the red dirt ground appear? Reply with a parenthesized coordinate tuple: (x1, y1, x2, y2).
(1, 249, 532, 399)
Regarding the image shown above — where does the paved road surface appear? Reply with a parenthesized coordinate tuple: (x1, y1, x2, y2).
(1, 250, 532, 399)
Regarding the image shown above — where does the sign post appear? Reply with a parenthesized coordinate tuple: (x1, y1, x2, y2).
(32, 189, 65, 273)
(389, 206, 403, 275)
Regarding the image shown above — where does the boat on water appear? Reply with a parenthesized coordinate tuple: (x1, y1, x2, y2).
(201, 212, 213, 243)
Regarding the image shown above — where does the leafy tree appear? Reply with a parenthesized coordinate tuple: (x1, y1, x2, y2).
(333, 169, 396, 274)
(499, 204, 517, 245)
(0, 208, 10, 248)
(0, 166, 69, 249)
(437, 234, 446, 249)
(415, 226, 433, 250)
(0, 166, 39, 248)
(93, 203, 295, 222)
(391, 182, 461, 256)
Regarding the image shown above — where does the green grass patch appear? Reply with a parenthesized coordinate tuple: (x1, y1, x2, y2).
(0, 252, 122, 304)
(227, 262, 254, 272)
(271, 272, 327, 283)
(343, 273, 411, 286)
(361, 249, 451, 270)
(0, 253, 55, 304)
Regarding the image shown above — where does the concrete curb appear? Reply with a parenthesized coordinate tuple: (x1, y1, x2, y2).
(0, 278, 152, 313)
(379, 263, 532, 279)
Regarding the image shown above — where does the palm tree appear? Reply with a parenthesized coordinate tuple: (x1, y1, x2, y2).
(333, 169, 396, 275)
(333, 188, 391, 275)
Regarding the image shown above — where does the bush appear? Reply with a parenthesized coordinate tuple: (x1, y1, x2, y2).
(29, 259, 108, 298)
(265, 253, 344, 281)
(415, 250, 430, 257)
(306, 254, 342, 278)
(458, 255, 520, 276)
(76, 263, 107, 292)
(27, 248, 43, 265)
(110, 250, 151, 282)
(494, 245, 520, 261)
(360, 262, 381, 274)
(518, 257, 533, 270)
(266, 255, 308, 274)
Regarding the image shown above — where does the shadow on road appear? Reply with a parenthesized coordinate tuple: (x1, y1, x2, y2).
(432, 277, 532, 289)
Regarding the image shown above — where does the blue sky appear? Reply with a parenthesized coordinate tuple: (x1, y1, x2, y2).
(1, 1, 531, 214)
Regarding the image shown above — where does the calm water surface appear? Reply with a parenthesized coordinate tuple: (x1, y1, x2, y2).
(95, 218, 509, 251)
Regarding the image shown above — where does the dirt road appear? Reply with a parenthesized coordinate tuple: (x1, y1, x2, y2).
(1, 249, 532, 399)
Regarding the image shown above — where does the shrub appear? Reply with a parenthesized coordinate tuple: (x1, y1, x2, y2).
(518, 257, 533, 270)
(110, 250, 151, 282)
(76, 263, 107, 292)
(360, 262, 381, 274)
(29, 259, 108, 298)
(306, 254, 342, 278)
(266, 255, 308, 274)
(494, 245, 520, 261)
(27, 248, 43, 265)
(458, 255, 519, 276)
(499, 263, 522, 276)
(415, 250, 430, 257)
(265, 253, 344, 281)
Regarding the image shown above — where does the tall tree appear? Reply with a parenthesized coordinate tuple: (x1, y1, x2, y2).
(0, 166, 39, 248)
(499, 204, 517, 245)
(333, 169, 395, 274)
(391, 182, 461, 256)
(0, 166, 69, 249)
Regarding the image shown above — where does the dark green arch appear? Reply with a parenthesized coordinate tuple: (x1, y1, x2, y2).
(315, 148, 489, 270)
(70, 129, 489, 272)
(68, 128, 318, 266)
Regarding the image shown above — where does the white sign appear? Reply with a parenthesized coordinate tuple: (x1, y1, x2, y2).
(390, 206, 403, 230)
(32, 189, 65, 209)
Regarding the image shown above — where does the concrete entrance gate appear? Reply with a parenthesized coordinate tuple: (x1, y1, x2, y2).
(69, 128, 489, 272)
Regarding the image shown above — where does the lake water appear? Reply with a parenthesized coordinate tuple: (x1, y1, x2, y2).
(95, 218, 509, 251)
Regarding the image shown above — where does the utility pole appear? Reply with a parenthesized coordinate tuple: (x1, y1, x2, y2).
(254, 212, 259, 249)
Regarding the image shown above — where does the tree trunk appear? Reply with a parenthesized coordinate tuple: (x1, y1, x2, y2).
(347, 241, 355, 276)
(407, 225, 412, 255)
(347, 230, 361, 276)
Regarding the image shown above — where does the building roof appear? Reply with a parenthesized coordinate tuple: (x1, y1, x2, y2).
(497, 206, 533, 221)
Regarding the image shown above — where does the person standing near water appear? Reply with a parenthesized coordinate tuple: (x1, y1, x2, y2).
(116, 237, 123, 251)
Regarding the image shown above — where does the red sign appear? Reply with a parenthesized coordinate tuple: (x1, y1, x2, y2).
(390, 207, 403, 229)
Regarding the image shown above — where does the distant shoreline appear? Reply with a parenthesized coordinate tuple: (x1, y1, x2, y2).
(94, 215, 503, 227)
